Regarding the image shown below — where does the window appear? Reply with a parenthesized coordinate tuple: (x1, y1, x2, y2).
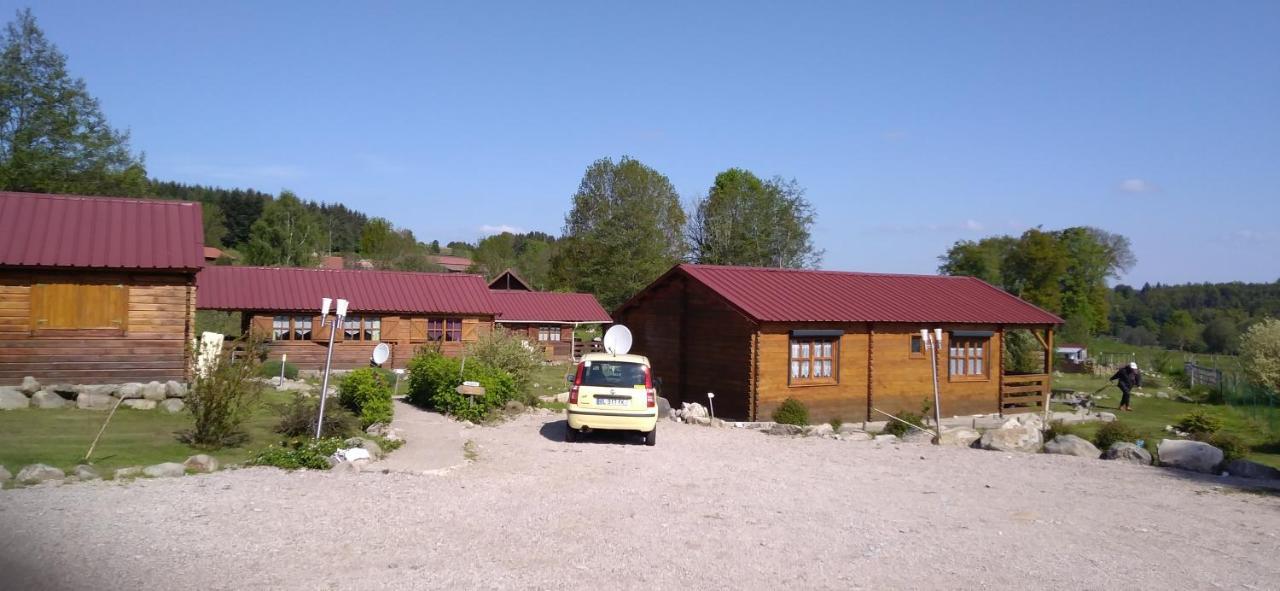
(343, 316, 381, 341)
(271, 315, 313, 341)
(789, 337, 838, 384)
(579, 360, 648, 388)
(427, 318, 462, 342)
(538, 326, 561, 341)
(949, 337, 988, 379)
(910, 335, 924, 357)
(30, 284, 127, 333)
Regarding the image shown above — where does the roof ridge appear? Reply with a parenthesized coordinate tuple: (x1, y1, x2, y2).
(0, 191, 200, 207)
(680, 262, 972, 280)
(210, 265, 483, 279)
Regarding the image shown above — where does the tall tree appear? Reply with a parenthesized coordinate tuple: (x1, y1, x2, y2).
(359, 217, 396, 262)
(0, 9, 145, 195)
(938, 236, 1018, 286)
(551, 156, 687, 309)
(243, 191, 322, 267)
(201, 200, 228, 248)
(689, 169, 821, 268)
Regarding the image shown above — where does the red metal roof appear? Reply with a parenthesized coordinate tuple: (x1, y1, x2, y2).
(0, 191, 205, 271)
(197, 266, 498, 315)
(621, 264, 1062, 325)
(427, 255, 473, 272)
(491, 291, 612, 323)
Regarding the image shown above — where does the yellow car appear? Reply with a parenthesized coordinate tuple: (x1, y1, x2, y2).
(565, 353, 659, 446)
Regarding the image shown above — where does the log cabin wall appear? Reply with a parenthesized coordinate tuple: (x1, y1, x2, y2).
(494, 323, 574, 361)
(245, 312, 493, 371)
(0, 269, 194, 385)
(869, 324, 1003, 418)
(756, 323, 871, 424)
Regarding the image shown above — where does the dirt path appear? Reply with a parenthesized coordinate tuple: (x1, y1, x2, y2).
(2, 415, 1279, 590)
(370, 399, 467, 474)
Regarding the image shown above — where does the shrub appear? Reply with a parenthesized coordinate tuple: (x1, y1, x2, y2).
(1207, 432, 1248, 464)
(406, 350, 518, 422)
(251, 438, 345, 470)
(260, 359, 299, 380)
(466, 328, 544, 404)
(772, 398, 809, 426)
(829, 417, 843, 432)
(274, 395, 361, 439)
(181, 335, 265, 448)
(1093, 420, 1143, 451)
(1240, 318, 1280, 393)
(338, 368, 394, 428)
(1045, 420, 1081, 441)
(884, 410, 925, 438)
(1176, 409, 1225, 438)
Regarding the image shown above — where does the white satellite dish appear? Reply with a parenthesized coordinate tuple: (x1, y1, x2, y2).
(602, 325, 633, 355)
(371, 343, 391, 366)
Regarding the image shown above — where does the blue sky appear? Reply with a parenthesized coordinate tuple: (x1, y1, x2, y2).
(17, 1, 1280, 285)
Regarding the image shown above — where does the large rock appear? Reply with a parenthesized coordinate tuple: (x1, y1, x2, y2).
(16, 463, 64, 484)
(117, 383, 144, 399)
(20, 376, 41, 395)
(73, 465, 101, 480)
(0, 387, 31, 410)
(1224, 459, 1280, 480)
(0, 465, 10, 483)
(366, 423, 404, 442)
(49, 384, 78, 395)
(344, 437, 384, 460)
(766, 423, 804, 436)
(979, 426, 1043, 453)
(30, 390, 67, 409)
(1103, 442, 1152, 465)
(76, 392, 116, 410)
(121, 399, 157, 410)
(807, 424, 835, 437)
(85, 384, 118, 397)
(938, 427, 981, 448)
(183, 454, 219, 473)
(141, 381, 167, 401)
(657, 397, 672, 418)
(1044, 435, 1101, 458)
(165, 381, 188, 398)
(681, 402, 709, 419)
(1159, 439, 1224, 474)
(159, 398, 185, 414)
(114, 466, 143, 479)
(142, 463, 186, 478)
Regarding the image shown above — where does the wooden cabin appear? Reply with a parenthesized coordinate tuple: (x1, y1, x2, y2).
(0, 192, 205, 385)
(490, 290, 611, 361)
(614, 264, 1063, 423)
(196, 266, 497, 371)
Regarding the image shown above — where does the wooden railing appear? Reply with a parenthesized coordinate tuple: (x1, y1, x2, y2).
(1001, 373, 1051, 414)
(573, 339, 603, 359)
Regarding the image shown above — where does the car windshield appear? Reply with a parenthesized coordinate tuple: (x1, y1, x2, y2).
(580, 361, 647, 388)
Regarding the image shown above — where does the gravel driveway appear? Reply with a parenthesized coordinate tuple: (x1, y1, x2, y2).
(2, 414, 1279, 590)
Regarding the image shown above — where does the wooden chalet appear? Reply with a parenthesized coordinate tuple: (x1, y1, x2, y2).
(488, 268, 533, 291)
(614, 264, 1063, 423)
(490, 289, 611, 361)
(196, 266, 497, 371)
(0, 192, 205, 385)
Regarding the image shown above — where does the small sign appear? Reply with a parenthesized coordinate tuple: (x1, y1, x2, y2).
(456, 383, 486, 396)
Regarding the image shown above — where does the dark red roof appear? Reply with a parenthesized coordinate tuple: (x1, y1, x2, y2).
(620, 264, 1062, 325)
(491, 291, 611, 323)
(0, 192, 205, 271)
(197, 266, 498, 315)
(487, 268, 532, 291)
(428, 255, 473, 272)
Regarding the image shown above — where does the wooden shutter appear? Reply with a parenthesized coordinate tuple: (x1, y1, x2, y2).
(409, 318, 427, 342)
(379, 317, 398, 343)
(30, 284, 126, 331)
(461, 318, 479, 341)
(250, 314, 273, 339)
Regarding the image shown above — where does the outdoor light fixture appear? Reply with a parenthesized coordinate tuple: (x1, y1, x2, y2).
(315, 297, 349, 439)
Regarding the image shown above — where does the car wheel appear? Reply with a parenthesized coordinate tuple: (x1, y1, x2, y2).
(565, 425, 577, 443)
(644, 427, 656, 447)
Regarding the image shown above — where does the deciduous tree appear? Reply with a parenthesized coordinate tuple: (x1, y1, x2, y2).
(689, 169, 821, 268)
(243, 191, 323, 267)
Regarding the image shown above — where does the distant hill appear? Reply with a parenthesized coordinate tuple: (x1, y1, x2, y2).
(1107, 280, 1280, 354)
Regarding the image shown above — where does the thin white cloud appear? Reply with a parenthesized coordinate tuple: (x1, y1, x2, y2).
(1119, 178, 1155, 194)
(479, 224, 525, 236)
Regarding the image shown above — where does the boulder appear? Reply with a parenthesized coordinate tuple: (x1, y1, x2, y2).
(681, 402, 709, 419)
(901, 429, 935, 444)
(1158, 439, 1224, 474)
(49, 384, 78, 395)
(0, 465, 10, 483)
(1097, 412, 1117, 422)
(766, 423, 804, 437)
(657, 397, 672, 418)
(159, 399, 185, 414)
(1013, 413, 1045, 431)
(16, 463, 65, 484)
(686, 416, 712, 426)
(73, 465, 101, 480)
(1224, 459, 1280, 480)
(183, 454, 219, 473)
(141, 381, 167, 401)
(1044, 435, 1101, 458)
(344, 437, 384, 459)
(1103, 442, 1152, 465)
(20, 376, 41, 395)
(142, 462, 187, 478)
(85, 384, 118, 397)
(873, 434, 899, 443)
(114, 466, 143, 479)
(30, 390, 67, 409)
(76, 392, 116, 410)
(0, 387, 31, 410)
(117, 383, 144, 399)
(121, 399, 157, 410)
(979, 426, 1043, 453)
(807, 424, 835, 437)
(165, 381, 188, 398)
(938, 427, 981, 448)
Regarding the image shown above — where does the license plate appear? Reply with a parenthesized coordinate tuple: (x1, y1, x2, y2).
(596, 397, 628, 406)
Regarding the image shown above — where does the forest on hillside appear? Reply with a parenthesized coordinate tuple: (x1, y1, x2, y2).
(1106, 281, 1280, 354)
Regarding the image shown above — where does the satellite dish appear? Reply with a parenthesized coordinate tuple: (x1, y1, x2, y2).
(371, 343, 391, 366)
(603, 325, 633, 355)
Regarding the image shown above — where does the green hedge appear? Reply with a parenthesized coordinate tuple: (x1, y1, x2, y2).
(338, 368, 394, 429)
(406, 350, 517, 422)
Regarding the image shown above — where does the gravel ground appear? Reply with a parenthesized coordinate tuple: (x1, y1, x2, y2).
(2, 414, 1279, 590)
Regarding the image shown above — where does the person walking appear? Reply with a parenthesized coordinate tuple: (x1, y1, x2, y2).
(1110, 362, 1142, 411)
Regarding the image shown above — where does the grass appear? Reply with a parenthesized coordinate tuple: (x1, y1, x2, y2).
(0, 390, 295, 478)
(1054, 372, 1280, 468)
(527, 362, 573, 400)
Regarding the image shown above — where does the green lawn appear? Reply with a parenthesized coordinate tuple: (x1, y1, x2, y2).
(0, 390, 295, 478)
(1054, 372, 1280, 468)
(527, 362, 573, 401)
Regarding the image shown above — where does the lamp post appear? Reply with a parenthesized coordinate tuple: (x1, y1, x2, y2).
(921, 328, 944, 443)
(315, 297, 348, 439)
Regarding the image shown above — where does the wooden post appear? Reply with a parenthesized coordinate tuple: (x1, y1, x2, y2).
(1043, 326, 1054, 424)
(866, 324, 875, 428)
(997, 325, 1005, 417)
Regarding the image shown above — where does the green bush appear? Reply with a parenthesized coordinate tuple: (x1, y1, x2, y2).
(406, 350, 518, 422)
(466, 328, 544, 405)
(1176, 408, 1225, 438)
(181, 335, 265, 448)
(1045, 420, 1081, 441)
(1207, 432, 1248, 464)
(884, 410, 925, 438)
(273, 395, 361, 438)
(251, 438, 345, 470)
(829, 417, 843, 432)
(339, 368, 394, 428)
(260, 359, 299, 380)
(772, 398, 809, 426)
(1093, 420, 1143, 451)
